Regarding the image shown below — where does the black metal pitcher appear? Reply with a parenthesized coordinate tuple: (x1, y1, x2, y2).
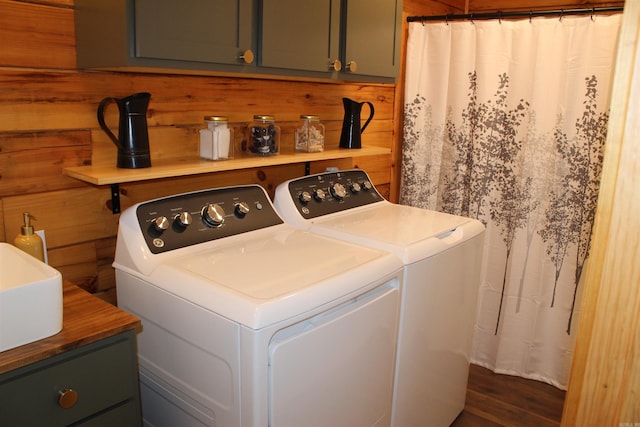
(97, 92, 152, 169)
(339, 98, 375, 149)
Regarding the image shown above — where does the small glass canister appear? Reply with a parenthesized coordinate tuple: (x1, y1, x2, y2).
(295, 115, 325, 152)
(247, 115, 280, 155)
(200, 116, 233, 160)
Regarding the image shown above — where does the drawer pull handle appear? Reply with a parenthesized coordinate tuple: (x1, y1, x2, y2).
(58, 388, 78, 409)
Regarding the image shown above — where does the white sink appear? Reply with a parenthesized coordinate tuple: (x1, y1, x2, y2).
(0, 242, 63, 352)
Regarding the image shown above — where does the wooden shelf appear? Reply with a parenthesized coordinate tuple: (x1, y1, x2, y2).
(63, 146, 390, 186)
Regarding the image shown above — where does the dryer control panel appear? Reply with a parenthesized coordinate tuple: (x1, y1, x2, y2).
(135, 185, 283, 254)
(282, 169, 384, 219)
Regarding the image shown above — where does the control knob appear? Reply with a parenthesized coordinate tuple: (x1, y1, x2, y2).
(361, 180, 373, 191)
(152, 216, 169, 232)
(313, 188, 327, 202)
(202, 203, 225, 227)
(299, 191, 312, 204)
(330, 183, 347, 200)
(234, 202, 250, 218)
(174, 211, 192, 228)
(350, 182, 362, 193)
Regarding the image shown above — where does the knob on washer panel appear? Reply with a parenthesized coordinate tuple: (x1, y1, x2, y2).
(174, 211, 192, 228)
(330, 183, 347, 200)
(299, 191, 312, 204)
(202, 203, 225, 227)
(313, 188, 326, 202)
(153, 216, 170, 232)
(234, 202, 250, 218)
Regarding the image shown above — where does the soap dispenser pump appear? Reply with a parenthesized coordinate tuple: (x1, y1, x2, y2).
(14, 212, 45, 262)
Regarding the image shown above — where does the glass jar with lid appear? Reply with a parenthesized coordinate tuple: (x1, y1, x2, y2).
(295, 115, 325, 152)
(247, 115, 280, 155)
(199, 116, 233, 160)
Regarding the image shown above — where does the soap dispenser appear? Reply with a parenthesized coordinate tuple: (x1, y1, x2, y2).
(14, 212, 45, 262)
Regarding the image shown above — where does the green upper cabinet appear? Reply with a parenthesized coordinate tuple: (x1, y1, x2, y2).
(75, 0, 401, 81)
(342, 0, 402, 79)
(260, 0, 402, 80)
(134, 0, 255, 66)
(260, 0, 341, 74)
(75, 0, 257, 73)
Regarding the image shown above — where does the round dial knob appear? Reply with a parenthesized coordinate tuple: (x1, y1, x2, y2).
(174, 211, 192, 228)
(152, 216, 169, 232)
(330, 183, 347, 200)
(202, 203, 225, 227)
(299, 191, 312, 204)
(361, 180, 373, 191)
(234, 202, 250, 218)
(350, 182, 362, 193)
(313, 188, 327, 202)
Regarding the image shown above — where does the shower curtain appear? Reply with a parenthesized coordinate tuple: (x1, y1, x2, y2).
(401, 13, 622, 389)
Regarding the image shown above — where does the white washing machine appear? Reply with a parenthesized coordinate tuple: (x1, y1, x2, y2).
(274, 169, 485, 427)
(114, 184, 403, 427)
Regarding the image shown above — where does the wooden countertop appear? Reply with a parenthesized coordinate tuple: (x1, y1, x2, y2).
(0, 280, 141, 375)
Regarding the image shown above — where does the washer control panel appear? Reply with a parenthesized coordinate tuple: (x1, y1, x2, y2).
(284, 169, 384, 219)
(135, 185, 283, 254)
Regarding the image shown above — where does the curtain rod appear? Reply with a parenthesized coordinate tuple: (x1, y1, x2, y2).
(407, 6, 623, 23)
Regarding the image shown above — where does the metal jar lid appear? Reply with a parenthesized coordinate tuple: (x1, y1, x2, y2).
(253, 115, 275, 122)
(204, 116, 228, 122)
(299, 115, 320, 120)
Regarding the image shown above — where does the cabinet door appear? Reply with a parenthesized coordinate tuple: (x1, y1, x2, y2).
(134, 0, 255, 66)
(260, 0, 340, 72)
(343, 0, 402, 78)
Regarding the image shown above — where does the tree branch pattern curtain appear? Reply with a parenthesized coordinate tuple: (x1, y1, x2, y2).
(401, 14, 622, 388)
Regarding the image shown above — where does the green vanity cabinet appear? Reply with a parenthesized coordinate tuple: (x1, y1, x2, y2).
(75, 0, 257, 73)
(0, 332, 141, 426)
(0, 283, 142, 427)
(260, 0, 402, 80)
(75, 0, 402, 81)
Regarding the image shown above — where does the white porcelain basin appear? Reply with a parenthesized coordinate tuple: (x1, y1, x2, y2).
(0, 242, 63, 352)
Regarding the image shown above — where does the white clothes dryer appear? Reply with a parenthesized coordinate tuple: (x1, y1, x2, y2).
(274, 169, 485, 427)
(114, 184, 403, 427)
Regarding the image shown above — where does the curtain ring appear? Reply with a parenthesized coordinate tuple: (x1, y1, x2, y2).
(529, 11, 533, 23)
(498, 11, 502, 24)
(445, 15, 449, 26)
(559, 10, 564, 22)
(469, 13, 474, 24)
(591, 7, 596, 21)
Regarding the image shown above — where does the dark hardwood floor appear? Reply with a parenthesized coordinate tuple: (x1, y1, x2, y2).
(451, 364, 566, 427)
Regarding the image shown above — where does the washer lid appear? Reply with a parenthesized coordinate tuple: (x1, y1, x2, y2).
(150, 227, 402, 329)
(311, 203, 483, 264)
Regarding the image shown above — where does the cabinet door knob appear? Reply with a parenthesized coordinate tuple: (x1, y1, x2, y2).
(239, 49, 255, 64)
(346, 60, 358, 73)
(329, 59, 342, 71)
(58, 388, 79, 409)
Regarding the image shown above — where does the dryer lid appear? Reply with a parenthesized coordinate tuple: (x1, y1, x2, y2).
(311, 203, 484, 264)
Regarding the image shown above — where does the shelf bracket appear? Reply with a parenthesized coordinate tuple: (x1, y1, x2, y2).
(110, 184, 121, 214)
